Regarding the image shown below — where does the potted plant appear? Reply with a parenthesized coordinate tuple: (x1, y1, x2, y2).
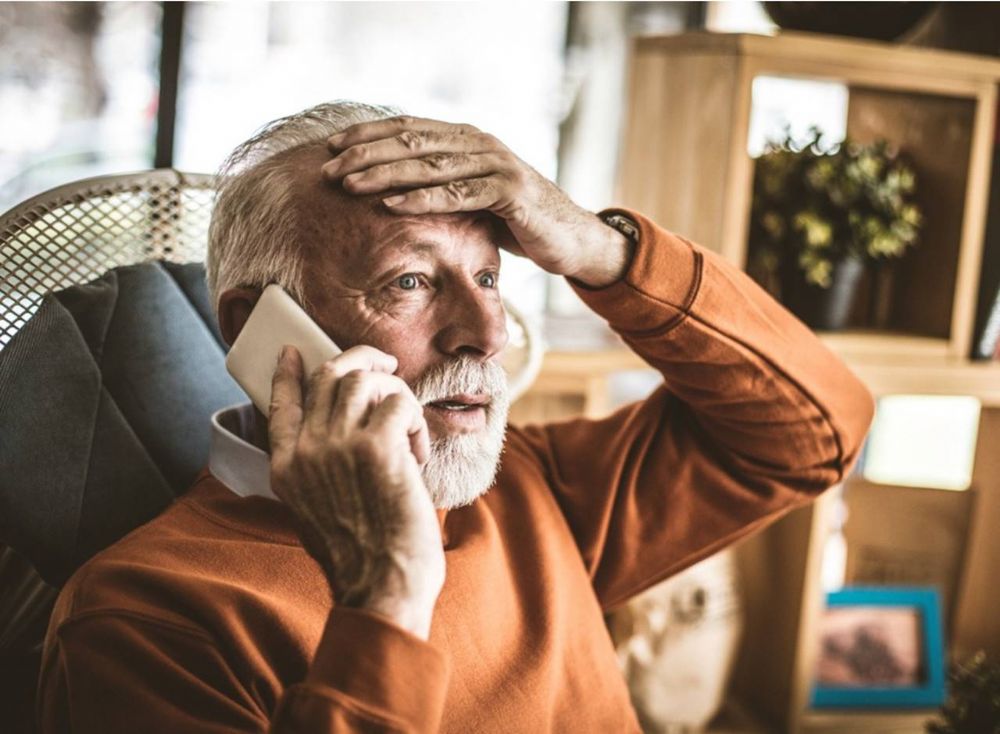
(749, 126, 923, 330)
(925, 651, 1000, 733)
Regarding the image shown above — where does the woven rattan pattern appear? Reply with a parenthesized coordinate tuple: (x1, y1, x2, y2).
(0, 170, 215, 349)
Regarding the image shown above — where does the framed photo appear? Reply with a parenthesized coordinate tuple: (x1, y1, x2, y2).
(811, 586, 946, 708)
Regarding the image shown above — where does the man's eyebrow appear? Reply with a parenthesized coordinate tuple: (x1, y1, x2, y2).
(368, 241, 438, 282)
(367, 240, 436, 270)
(394, 240, 437, 255)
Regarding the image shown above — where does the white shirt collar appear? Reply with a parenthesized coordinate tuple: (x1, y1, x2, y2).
(209, 402, 279, 501)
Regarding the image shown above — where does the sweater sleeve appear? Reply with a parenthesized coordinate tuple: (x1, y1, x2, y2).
(38, 606, 449, 733)
(514, 208, 876, 610)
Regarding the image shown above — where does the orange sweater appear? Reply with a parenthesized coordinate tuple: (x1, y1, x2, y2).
(38, 210, 875, 733)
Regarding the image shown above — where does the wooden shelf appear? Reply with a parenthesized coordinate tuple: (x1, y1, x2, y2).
(706, 702, 939, 734)
(540, 348, 646, 375)
(841, 354, 1000, 407)
(817, 331, 952, 359)
(618, 30, 999, 359)
(531, 338, 1000, 408)
(817, 332, 1000, 406)
(634, 32, 1000, 89)
(799, 708, 938, 734)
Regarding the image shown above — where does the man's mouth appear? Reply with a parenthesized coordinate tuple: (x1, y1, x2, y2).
(426, 394, 490, 412)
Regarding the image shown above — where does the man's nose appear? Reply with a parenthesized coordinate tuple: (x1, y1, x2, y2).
(435, 283, 509, 361)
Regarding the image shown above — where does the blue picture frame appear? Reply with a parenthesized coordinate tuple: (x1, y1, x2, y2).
(811, 586, 947, 708)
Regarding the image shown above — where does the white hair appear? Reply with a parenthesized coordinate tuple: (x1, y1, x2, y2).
(206, 100, 402, 316)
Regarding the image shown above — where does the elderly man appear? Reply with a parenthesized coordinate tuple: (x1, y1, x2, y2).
(39, 101, 875, 733)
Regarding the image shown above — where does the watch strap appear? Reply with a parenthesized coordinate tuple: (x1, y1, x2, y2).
(600, 212, 640, 245)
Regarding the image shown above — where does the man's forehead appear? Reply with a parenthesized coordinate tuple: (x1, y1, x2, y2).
(282, 144, 382, 225)
(280, 143, 501, 261)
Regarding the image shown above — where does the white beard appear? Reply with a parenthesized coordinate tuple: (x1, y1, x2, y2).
(411, 357, 510, 510)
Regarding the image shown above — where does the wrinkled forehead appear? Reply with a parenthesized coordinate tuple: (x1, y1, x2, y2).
(278, 143, 500, 270)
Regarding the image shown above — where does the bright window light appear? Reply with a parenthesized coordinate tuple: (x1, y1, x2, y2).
(175, 1, 568, 318)
(863, 395, 981, 491)
(748, 75, 849, 157)
(705, 1, 777, 34)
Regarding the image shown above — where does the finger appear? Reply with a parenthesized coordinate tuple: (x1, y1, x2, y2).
(302, 364, 341, 435)
(329, 371, 414, 436)
(327, 115, 479, 152)
(323, 127, 497, 181)
(269, 345, 304, 464)
(329, 345, 399, 375)
(303, 346, 399, 435)
(381, 177, 501, 215)
(341, 152, 507, 195)
(367, 392, 432, 466)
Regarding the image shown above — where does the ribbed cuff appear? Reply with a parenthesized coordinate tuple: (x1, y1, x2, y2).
(306, 606, 449, 732)
(569, 208, 703, 337)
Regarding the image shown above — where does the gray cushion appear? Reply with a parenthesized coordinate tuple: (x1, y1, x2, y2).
(0, 261, 246, 586)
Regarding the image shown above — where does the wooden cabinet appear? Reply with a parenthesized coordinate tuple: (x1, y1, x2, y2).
(617, 31, 1000, 360)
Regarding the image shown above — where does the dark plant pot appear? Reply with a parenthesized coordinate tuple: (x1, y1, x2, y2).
(762, 2, 936, 41)
(780, 256, 866, 331)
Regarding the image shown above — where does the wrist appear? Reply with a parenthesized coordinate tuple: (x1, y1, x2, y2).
(568, 214, 636, 289)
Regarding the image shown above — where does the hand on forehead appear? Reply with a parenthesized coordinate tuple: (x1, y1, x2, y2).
(312, 114, 626, 288)
(274, 144, 502, 297)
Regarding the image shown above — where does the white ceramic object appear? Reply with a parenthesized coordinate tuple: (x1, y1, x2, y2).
(608, 549, 744, 733)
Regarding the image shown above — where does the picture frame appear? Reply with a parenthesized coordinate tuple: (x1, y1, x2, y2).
(811, 586, 947, 708)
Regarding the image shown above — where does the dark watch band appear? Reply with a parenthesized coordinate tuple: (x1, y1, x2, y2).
(600, 213, 640, 245)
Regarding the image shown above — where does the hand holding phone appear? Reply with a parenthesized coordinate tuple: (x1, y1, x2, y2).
(224, 285, 443, 639)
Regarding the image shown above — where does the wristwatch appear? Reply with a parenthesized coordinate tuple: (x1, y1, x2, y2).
(600, 212, 640, 245)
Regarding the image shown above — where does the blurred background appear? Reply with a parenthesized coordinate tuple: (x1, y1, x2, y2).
(3, 2, 1000, 733)
(0, 0, 854, 315)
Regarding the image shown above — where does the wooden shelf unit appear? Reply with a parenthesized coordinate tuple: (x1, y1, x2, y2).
(617, 30, 1000, 360)
(573, 29, 1000, 734)
(818, 333, 1000, 406)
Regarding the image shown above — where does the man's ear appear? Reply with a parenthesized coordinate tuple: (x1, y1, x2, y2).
(217, 287, 263, 347)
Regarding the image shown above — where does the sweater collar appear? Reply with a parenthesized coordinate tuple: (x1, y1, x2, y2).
(209, 403, 278, 501)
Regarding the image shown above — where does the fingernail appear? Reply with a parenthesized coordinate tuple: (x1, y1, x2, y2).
(383, 194, 406, 207)
(327, 132, 346, 147)
(322, 159, 342, 178)
(279, 345, 290, 361)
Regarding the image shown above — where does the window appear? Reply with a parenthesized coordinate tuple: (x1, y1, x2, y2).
(0, 3, 161, 212)
(175, 2, 570, 316)
(863, 395, 981, 490)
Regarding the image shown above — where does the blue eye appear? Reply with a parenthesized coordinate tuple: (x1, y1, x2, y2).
(397, 274, 419, 290)
(479, 272, 497, 288)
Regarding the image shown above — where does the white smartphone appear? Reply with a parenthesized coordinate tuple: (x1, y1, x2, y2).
(225, 284, 342, 414)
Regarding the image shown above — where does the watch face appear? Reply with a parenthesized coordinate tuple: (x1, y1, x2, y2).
(605, 214, 639, 244)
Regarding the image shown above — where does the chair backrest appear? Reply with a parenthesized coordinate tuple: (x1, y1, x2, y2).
(1, 169, 216, 349)
(0, 171, 246, 587)
(0, 170, 238, 687)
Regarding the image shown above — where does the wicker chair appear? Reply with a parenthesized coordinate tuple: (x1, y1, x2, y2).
(0, 168, 542, 731)
(0, 170, 222, 731)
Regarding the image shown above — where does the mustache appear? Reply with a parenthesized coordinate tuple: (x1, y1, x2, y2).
(410, 356, 509, 406)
